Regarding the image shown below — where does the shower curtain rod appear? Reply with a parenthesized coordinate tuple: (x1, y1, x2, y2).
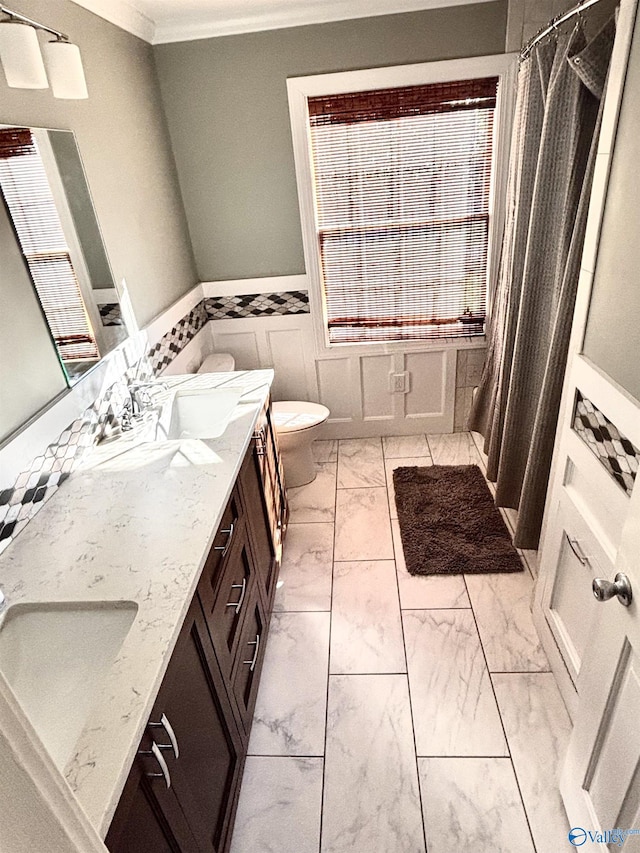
(521, 0, 604, 58)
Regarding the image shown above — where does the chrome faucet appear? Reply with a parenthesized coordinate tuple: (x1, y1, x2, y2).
(127, 380, 169, 419)
(0, 587, 6, 614)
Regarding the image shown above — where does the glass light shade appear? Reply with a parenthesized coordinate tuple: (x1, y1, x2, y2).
(0, 22, 48, 89)
(42, 40, 88, 99)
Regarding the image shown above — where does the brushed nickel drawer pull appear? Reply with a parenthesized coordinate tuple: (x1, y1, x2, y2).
(226, 577, 247, 614)
(564, 532, 590, 567)
(243, 633, 260, 672)
(214, 521, 234, 557)
(140, 742, 171, 788)
(148, 713, 179, 759)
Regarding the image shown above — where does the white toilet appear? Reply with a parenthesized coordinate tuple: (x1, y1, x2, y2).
(271, 401, 330, 488)
(197, 354, 330, 489)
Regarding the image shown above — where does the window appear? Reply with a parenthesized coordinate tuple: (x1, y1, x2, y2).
(0, 127, 99, 363)
(288, 58, 514, 349)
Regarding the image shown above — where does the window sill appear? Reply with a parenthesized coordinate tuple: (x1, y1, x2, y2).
(313, 334, 486, 359)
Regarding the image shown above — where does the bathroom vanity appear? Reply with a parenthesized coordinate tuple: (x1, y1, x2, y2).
(0, 370, 287, 852)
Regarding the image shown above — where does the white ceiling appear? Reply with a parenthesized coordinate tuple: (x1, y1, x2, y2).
(70, 0, 495, 44)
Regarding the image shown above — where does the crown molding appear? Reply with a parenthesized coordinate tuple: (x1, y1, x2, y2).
(69, 0, 495, 45)
(70, 0, 156, 42)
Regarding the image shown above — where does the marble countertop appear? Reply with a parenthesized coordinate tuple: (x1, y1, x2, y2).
(0, 369, 274, 838)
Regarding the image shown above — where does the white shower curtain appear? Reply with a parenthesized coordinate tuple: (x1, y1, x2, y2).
(469, 15, 616, 549)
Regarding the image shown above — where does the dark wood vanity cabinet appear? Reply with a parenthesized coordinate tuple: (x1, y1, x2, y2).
(107, 418, 288, 853)
(105, 595, 243, 853)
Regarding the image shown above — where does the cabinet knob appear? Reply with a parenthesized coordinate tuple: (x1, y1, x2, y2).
(148, 712, 179, 759)
(243, 633, 261, 672)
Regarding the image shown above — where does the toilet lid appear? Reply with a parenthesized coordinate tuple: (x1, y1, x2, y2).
(272, 401, 330, 433)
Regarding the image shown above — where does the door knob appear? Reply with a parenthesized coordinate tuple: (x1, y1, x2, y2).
(592, 573, 633, 607)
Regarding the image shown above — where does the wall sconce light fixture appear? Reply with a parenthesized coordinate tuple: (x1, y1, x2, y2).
(0, 5, 88, 99)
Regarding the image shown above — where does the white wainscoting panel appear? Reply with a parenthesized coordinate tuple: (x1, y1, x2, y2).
(267, 329, 310, 402)
(203, 276, 459, 438)
(316, 358, 354, 422)
(210, 328, 262, 370)
(361, 355, 395, 421)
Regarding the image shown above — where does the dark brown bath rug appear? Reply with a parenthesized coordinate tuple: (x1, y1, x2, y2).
(392, 464, 523, 575)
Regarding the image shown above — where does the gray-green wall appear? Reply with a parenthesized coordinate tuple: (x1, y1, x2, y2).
(583, 5, 640, 402)
(0, 0, 197, 441)
(154, 1, 508, 283)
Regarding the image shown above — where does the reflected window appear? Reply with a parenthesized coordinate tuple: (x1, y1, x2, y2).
(0, 127, 99, 366)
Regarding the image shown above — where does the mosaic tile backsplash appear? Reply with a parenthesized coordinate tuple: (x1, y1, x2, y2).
(573, 391, 639, 495)
(0, 290, 309, 551)
(206, 291, 310, 320)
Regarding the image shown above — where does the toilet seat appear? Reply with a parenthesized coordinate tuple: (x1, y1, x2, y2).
(271, 401, 330, 433)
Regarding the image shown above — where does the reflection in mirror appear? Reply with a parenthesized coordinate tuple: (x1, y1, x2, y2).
(0, 125, 127, 384)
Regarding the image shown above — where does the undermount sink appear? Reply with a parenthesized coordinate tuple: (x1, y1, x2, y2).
(162, 387, 243, 440)
(0, 600, 137, 770)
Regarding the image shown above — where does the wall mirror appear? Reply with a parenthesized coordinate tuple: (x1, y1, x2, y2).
(0, 125, 127, 385)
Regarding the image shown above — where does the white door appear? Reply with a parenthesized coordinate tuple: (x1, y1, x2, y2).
(560, 474, 640, 846)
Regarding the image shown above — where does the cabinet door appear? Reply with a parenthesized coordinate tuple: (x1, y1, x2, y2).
(230, 588, 267, 736)
(105, 741, 198, 853)
(152, 597, 245, 853)
(238, 443, 277, 610)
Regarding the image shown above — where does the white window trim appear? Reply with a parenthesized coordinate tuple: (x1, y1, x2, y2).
(287, 53, 518, 358)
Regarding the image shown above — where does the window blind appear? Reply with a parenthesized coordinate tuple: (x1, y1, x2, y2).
(0, 127, 99, 362)
(308, 78, 498, 344)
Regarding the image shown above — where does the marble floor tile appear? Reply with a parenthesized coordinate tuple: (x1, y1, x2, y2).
(273, 522, 334, 612)
(465, 572, 549, 672)
(384, 456, 432, 519)
(337, 437, 385, 488)
(428, 432, 482, 466)
(493, 673, 572, 853)
(334, 487, 393, 562)
(383, 434, 430, 459)
(230, 756, 323, 853)
(312, 439, 338, 463)
(392, 520, 470, 609)
(403, 609, 508, 756)
(418, 758, 535, 853)
(248, 612, 330, 756)
(330, 561, 405, 674)
(287, 462, 336, 523)
(322, 674, 426, 853)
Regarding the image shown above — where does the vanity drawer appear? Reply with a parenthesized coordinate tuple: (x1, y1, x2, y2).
(230, 588, 267, 735)
(204, 530, 257, 683)
(198, 486, 244, 617)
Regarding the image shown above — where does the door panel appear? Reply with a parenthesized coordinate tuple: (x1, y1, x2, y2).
(560, 479, 640, 843)
(543, 493, 612, 684)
